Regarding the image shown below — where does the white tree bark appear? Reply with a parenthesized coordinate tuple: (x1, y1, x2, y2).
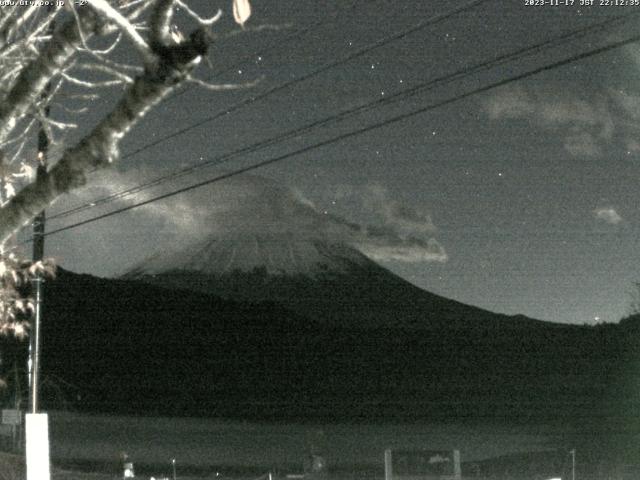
(0, 39, 206, 244)
(0, 0, 253, 333)
(0, 10, 103, 145)
(0, 1, 222, 244)
(0, 31, 207, 243)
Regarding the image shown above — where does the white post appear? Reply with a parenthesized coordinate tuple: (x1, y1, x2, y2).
(123, 461, 135, 478)
(25, 413, 51, 480)
(384, 449, 393, 480)
(452, 450, 462, 480)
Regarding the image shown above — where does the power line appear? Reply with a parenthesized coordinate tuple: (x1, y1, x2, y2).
(39, 31, 640, 240)
(47, 3, 371, 222)
(48, 12, 635, 222)
(114, 0, 491, 159)
(42, 2, 370, 209)
(165, 1, 365, 105)
(49, 0, 489, 221)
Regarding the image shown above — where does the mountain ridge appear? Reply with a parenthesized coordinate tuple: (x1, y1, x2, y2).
(0, 266, 629, 425)
(124, 235, 558, 331)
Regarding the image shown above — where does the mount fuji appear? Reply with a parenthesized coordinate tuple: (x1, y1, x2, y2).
(13, 176, 632, 422)
(122, 175, 541, 330)
(125, 232, 543, 331)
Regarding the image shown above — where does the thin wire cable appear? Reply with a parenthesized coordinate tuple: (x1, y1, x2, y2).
(166, 1, 365, 104)
(48, 0, 487, 221)
(44, 3, 367, 222)
(35, 2, 371, 197)
(37, 31, 640, 240)
(48, 0, 490, 220)
(47, 12, 636, 222)
(117, 0, 491, 160)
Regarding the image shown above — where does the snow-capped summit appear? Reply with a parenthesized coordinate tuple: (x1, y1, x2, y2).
(126, 232, 373, 278)
(123, 175, 536, 329)
(122, 174, 446, 277)
(125, 229, 533, 330)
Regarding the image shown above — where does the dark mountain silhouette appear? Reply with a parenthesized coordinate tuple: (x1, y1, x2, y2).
(0, 263, 626, 426)
(124, 235, 552, 331)
(1, 222, 636, 424)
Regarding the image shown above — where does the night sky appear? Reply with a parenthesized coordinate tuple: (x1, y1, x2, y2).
(40, 0, 640, 325)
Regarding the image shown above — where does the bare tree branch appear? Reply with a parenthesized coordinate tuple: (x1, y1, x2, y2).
(0, 9, 104, 144)
(150, 0, 176, 46)
(0, 5, 20, 38)
(0, 23, 210, 243)
(186, 74, 263, 91)
(61, 71, 128, 89)
(175, 1, 222, 26)
(0, 0, 256, 334)
(89, 0, 155, 64)
(0, 4, 41, 45)
(75, 62, 137, 83)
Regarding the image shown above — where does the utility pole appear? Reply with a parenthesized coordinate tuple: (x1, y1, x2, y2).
(25, 93, 52, 480)
(25, 7, 53, 480)
(29, 116, 47, 414)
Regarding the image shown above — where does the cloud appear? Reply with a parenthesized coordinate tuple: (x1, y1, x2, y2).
(361, 184, 436, 235)
(45, 166, 203, 276)
(356, 236, 447, 263)
(328, 182, 446, 263)
(564, 132, 601, 157)
(485, 85, 535, 119)
(594, 207, 622, 225)
(484, 85, 625, 157)
(47, 172, 447, 276)
(486, 85, 609, 127)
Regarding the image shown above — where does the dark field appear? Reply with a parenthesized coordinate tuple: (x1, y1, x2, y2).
(44, 412, 640, 479)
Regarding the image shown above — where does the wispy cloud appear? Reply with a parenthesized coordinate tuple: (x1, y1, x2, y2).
(361, 184, 436, 235)
(329, 182, 446, 263)
(45, 167, 202, 276)
(47, 173, 447, 276)
(564, 131, 601, 157)
(594, 207, 623, 225)
(484, 85, 630, 157)
(356, 236, 447, 263)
